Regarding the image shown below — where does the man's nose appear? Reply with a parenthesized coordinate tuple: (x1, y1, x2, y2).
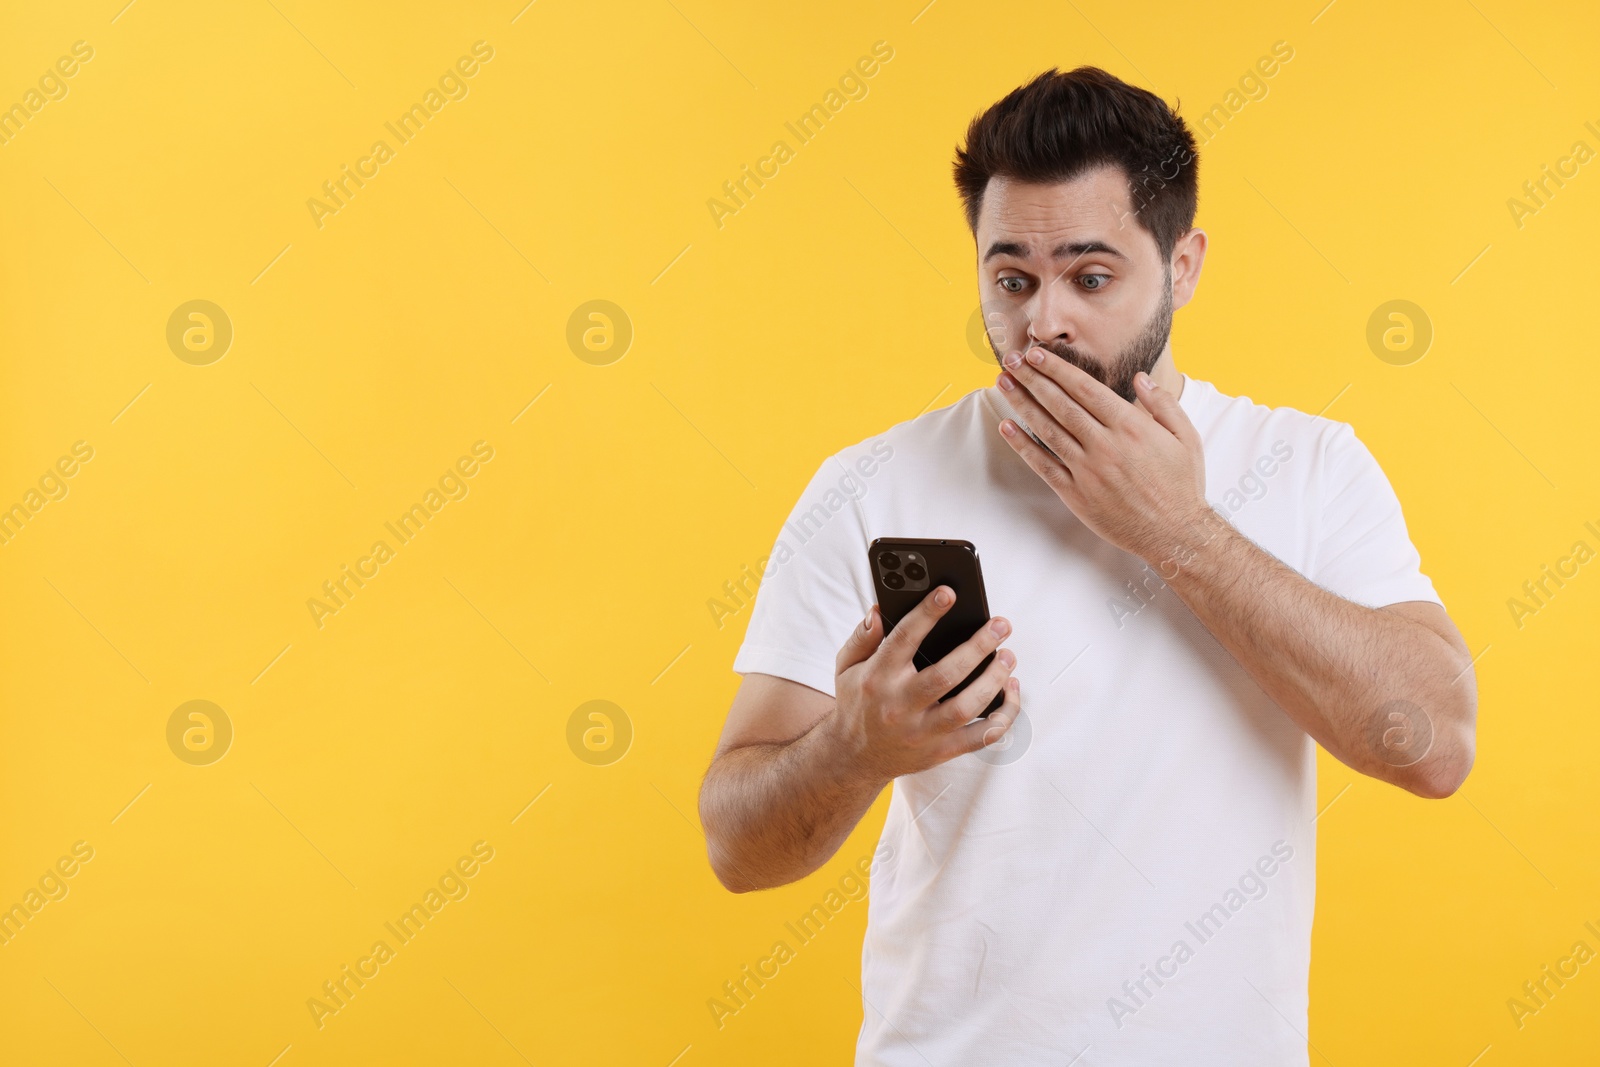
(1027, 278, 1078, 349)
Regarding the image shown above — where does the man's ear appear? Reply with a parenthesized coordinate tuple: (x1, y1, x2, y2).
(1171, 228, 1207, 311)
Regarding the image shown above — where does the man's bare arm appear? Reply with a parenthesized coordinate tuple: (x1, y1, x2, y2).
(1155, 508, 1476, 797)
(991, 346, 1476, 799)
(699, 673, 888, 893)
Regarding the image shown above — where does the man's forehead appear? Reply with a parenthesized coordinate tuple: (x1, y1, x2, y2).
(976, 168, 1143, 256)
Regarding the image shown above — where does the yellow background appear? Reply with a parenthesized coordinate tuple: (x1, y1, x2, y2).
(2, 0, 1596, 1063)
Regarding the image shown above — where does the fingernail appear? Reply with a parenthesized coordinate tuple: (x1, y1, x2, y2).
(1026, 348, 1045, 365)
(998, 648, 1016, 668)
(997, 373, 1015, 392)
(1003, 350, 1022, 369)
(989, 617, 1010, 636)
(935, 587, 954, 606)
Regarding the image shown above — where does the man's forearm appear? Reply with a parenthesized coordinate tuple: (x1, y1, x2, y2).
(1152, 506, 1475, 797)
(699, 710, 888, 892)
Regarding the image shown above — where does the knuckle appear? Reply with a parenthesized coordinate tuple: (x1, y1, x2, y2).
(964, 691, 999, 723)
(958, 663, 1010, 715)
(945, 693, 982, 725)
(958, 723, 993, 753)
(922, 662, 958, 694)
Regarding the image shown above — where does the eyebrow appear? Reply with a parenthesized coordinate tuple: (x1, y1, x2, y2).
(982, 239, 1129, 265)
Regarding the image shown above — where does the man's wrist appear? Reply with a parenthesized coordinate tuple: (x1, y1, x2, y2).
(1138, 502, 1238, 585)
(816, 701, 893, 793)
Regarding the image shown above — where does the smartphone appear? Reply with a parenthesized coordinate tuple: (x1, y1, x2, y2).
(867, 537, 1005, 719)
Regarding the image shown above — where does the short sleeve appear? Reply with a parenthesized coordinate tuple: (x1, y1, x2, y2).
(1310, 423, 1444, 610)
(730, 449, 878, 698)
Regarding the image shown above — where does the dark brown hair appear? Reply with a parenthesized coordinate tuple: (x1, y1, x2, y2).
(952, 66, 1199, 261)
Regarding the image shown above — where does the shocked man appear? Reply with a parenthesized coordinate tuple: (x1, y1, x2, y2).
(699, 65, 1477, 1065)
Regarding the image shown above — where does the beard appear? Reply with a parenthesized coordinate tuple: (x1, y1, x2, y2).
(990, 272, 1174, 405)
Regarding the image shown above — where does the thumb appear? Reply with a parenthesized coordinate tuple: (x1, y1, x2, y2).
(1137, 372, 1200, 451)
(836, 604, 886, 675)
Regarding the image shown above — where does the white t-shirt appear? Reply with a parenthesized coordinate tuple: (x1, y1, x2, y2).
(731, 374, 1444, 1066)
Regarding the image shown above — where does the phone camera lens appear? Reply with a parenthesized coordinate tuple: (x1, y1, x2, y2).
(883, 572, 905, 590)
(879, 552, 901, 570)
(904, 563, 926, 581)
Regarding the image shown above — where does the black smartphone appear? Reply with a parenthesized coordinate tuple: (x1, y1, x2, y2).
(867, 537, 1004, 719)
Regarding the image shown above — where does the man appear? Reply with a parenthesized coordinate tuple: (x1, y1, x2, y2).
(698, 66, 1477, 1065)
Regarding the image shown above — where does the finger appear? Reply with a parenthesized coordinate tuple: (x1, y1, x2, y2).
(1017, 345, 1128, 429)
(877, 584, 956, 667)
(1000, 382, 1167, 521)
(1000, 348, 1102, 445)
(951, 677, 1022, 755)
(931, 646, 1016, 731)
(997, 368, 1086, 465)
(1135, 372, 1202, 452)
(909, 614, 1012, 706)
(998, 417, 1077, 498)
(835, 604, 885, 675)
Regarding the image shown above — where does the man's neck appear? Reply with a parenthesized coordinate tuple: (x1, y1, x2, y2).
(1143, 348, 1183, 411)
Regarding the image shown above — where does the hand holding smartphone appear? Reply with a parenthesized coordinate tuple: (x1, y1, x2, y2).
(868, 538, 1006, 719)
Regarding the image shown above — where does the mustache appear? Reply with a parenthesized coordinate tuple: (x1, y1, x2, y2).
(1032, 343, 1114, 391)
(1037, 342, 1098, 367)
